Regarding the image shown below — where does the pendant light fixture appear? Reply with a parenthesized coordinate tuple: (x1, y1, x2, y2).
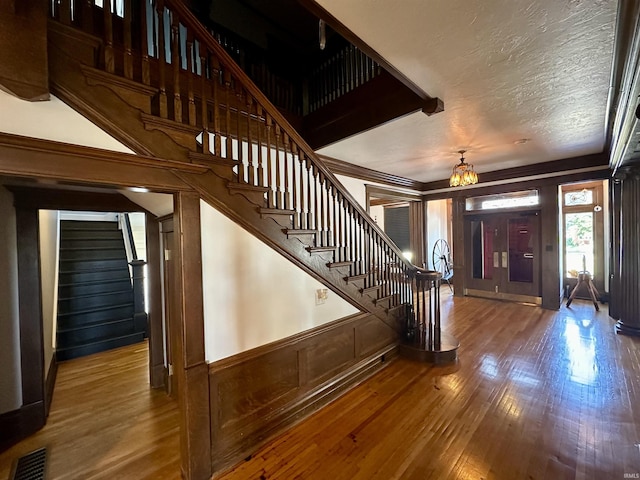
(449, 150, 478, 187)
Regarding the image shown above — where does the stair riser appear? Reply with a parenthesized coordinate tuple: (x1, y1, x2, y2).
(59, 279, 132, 298)
(59, 248, 128, 261)
(61, 220, 119, 230)
(61, 238, 125, 249)
(57, 319, 136, 349)
(58, 291, 134, 314)
(60, 229, 123, 240)
(59, 258, 129, 272)
(59, 269, 130, 285)
(56, 333, 145, 362)
(57, 305, 134, 330)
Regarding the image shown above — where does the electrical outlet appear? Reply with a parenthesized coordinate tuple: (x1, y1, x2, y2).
(315, 288, 328, 305)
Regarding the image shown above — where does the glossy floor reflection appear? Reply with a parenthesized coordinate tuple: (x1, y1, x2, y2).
(219, 295, 640, 480)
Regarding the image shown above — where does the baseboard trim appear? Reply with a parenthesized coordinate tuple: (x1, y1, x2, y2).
(45, 353, 58, 417)
(0, 401, 45, 453)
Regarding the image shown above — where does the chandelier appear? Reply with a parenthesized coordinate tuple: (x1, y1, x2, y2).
(449, 150, 478, 187)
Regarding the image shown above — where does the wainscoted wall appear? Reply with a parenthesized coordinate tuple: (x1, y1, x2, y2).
(208, 312, 399, 473)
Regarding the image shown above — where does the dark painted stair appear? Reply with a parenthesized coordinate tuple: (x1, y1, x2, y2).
(56, 219, 144, 361)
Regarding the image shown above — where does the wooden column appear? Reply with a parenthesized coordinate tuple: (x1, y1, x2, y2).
(609, 178, 622, 320)
(173, 192, 211, 480)
(15, 206, 45, 434)
(539, 184, 561, 310)
(146, 215, 165, 389)
(451, 196, 466, 296)
(409, 201, 426, 268)
(613, 167, 640, 336)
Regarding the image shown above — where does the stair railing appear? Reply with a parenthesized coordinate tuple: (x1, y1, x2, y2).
(49, 0, 421, 316)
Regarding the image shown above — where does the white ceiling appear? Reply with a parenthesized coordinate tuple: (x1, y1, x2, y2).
(315, 0, 618, 184)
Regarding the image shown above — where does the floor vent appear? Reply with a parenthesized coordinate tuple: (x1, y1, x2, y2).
(11, 447, 47, 480)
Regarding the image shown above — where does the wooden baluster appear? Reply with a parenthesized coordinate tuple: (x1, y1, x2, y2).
(80, 0, 94, 33)
(140, 0, 150, 85)
(245, 95, 254, 185)
(235, 87, 245, 181)
(103, 0, 115, 73)
(305, 157, 312, 230)
(197, 44, 209, 154)
(291, 144, 300, 228)
(171, 13, 182, 123)
(156, 0, 168, 118)
(265, 114, 274, 206)
(283, 133, 290, 211)
(335, 192, 342, 261)
(122, 0, 133, 79)
(211, 56, 222, 156)
(274, 125, 282, 208)
(223, 71, 232, 159)
(59, 0, 71, 25)
(256, 105, 264, 188)
(186, 31, 196, 126)
(299, 152, 308, 229)
(331, 185, 338, 249)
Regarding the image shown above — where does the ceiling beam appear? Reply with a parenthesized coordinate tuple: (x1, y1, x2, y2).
(304, 71, 441, 150)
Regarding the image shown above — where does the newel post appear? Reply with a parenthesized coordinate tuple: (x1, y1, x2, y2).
(129, 259, 148, 334)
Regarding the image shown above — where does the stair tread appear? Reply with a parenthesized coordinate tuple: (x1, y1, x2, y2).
(58, 289, 132, 301)
(56, 332, 144, 353)
(327, 261, 353, 268)
(57, 317, 134, 333)
(260, 207, 295, 215)
(58, 276, 132, 288)
(60, 246, 123, 251)
(228, 182, 269, 192)
(307, 246, 336, 252)
(57, 302, 134, 317)
(285, 229, 317, 235)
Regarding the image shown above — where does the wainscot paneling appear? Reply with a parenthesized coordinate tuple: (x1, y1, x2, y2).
(208, 312, 399, 475)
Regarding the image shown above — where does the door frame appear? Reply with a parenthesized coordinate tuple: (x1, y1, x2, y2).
(463, 209, 542, 304)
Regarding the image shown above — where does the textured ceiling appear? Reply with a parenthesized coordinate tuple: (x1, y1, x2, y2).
(315, 0, 618, 184)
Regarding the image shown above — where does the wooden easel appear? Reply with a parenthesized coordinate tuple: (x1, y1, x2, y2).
(565, 256, 600, 311)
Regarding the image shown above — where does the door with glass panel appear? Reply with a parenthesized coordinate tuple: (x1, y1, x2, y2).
(465, 212, 541, 302)
(562, 182, 605, 295)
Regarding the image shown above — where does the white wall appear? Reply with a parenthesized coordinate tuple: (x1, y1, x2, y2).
(0, 186, 22, 413)
(201, 200, 359, 362)
(39, 210, 60, 376)
(0, 89, 134, 153)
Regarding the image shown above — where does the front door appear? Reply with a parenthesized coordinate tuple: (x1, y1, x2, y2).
(465, 211, 541, 302)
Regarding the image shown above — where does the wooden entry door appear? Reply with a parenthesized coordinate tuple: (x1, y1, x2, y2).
(465, 211, 541, 302)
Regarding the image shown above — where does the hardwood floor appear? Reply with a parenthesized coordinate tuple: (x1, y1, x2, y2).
(0, 341, 180, 480)
(218, 295, 640, 480)
(2, 296, 639, 480)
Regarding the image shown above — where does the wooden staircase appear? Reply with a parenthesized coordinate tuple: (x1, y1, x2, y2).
(46, 0, 419, 334)
(56, 219, 144, 361)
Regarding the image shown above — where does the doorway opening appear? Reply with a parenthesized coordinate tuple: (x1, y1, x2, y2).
(560, 180, 608, 302)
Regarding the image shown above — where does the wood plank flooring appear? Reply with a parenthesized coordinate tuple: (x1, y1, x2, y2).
(0, 341, 180, 480)
(218, 296, 640, 480)
(1, 296, 639, 480)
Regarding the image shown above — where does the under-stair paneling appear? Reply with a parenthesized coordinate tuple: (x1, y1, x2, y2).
(208, 311, 398, 475)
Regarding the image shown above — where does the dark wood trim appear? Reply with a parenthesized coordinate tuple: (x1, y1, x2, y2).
(0, 401, 45, 453)
(303, 71, 431, 149)
(44, 353, 58, 417)
(421, 153, 610, 194)
(0, 132, 204, 192)
(365, 184, 422, 203)
(146, 214, 165, 389)
(540, 184, 562, 309)
(7, 186, 152, 213)
(208, 312, 398, 475)
(322, 155, 423, 191)
(15, 206, 44, 407)
(173, 192, 210, 480)
(297, 0, 441, 106)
